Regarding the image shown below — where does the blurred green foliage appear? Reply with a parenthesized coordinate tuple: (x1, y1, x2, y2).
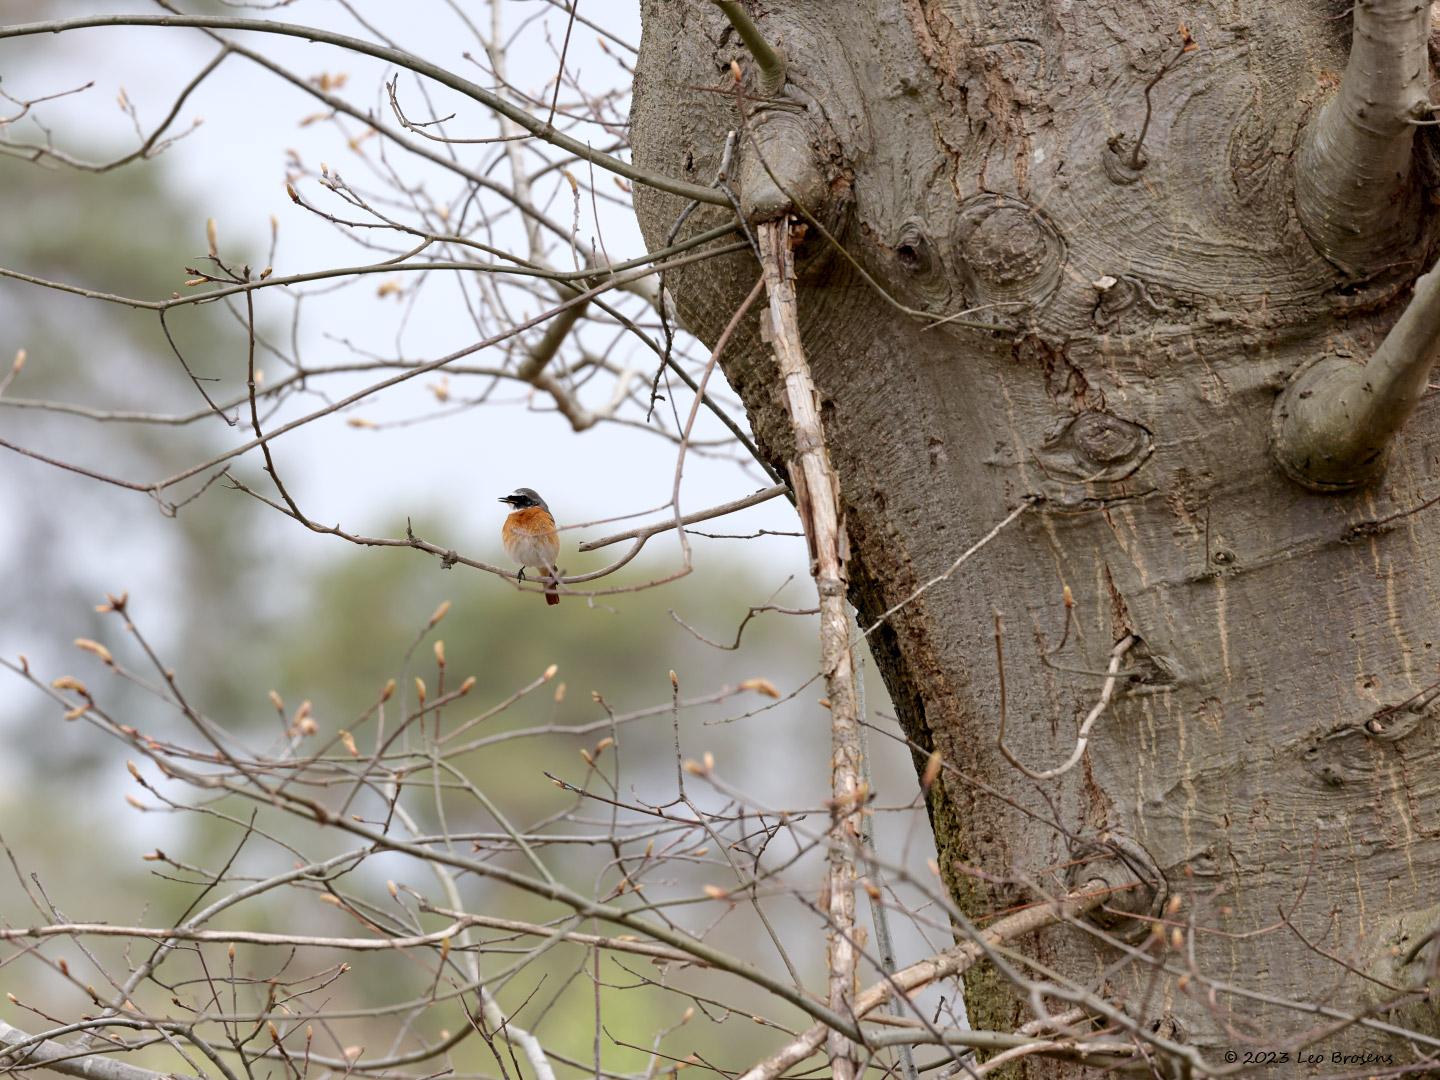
(0, 146, 270, 765)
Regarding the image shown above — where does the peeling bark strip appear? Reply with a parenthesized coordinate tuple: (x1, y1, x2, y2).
(758, 218, 862, 1080)
(1294, 0, 1429, 275)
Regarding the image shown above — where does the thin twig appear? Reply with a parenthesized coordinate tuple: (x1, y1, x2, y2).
(0, 15, 729, 205)
(577, 484, 787, 551)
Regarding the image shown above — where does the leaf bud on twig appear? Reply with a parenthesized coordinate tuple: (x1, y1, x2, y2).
(74, 638, 113, 664)
(51, 675, 89, 696)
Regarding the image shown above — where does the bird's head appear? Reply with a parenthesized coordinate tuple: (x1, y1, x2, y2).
(499, 487, 549, 511)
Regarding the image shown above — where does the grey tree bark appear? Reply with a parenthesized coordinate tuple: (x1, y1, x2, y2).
(631, 0, 1440, 1068)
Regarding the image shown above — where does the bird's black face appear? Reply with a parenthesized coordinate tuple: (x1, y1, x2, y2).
(499, 487, 548, 511)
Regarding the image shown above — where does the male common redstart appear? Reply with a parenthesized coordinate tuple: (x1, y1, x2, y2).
(499, 488, 560, 606)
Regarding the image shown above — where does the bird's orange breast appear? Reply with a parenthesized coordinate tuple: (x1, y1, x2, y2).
(503, 506, 557, 537)
(502, 506, 559, 566)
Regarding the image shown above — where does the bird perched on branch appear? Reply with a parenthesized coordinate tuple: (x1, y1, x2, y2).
(499, 488, 561, 606)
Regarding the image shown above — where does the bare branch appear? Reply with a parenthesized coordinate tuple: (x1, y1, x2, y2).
(1, 243, 734, 500)
(0, 1021, 181, 1080)
(711, 1, 786, 96)
(0, 47, 227, 172)
(1294, 0, 1429, 276)
(734, 887, 1110, 1080)
(0, 14, 728, 205)
(1272, 259, 1440, 490)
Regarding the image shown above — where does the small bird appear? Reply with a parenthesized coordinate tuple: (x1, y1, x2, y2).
(498, 488, 561, 606)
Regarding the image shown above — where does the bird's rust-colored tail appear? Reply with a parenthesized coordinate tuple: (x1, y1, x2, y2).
(545, 576, 559, 606)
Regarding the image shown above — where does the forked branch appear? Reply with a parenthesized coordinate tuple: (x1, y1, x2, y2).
(0, 1020, 174, 1080)
(0, 14, 727, 206)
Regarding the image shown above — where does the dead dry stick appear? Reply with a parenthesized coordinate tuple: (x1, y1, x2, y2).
(758, 217, 862, 1080)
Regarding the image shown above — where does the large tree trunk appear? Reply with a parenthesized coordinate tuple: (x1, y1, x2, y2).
(632, 0, 1440, 1066)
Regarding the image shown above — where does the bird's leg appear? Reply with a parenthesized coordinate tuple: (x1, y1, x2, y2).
(517, 566, 527, 583)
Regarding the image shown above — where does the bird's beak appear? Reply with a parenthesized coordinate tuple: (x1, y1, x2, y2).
(497, 497, 510, 504)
